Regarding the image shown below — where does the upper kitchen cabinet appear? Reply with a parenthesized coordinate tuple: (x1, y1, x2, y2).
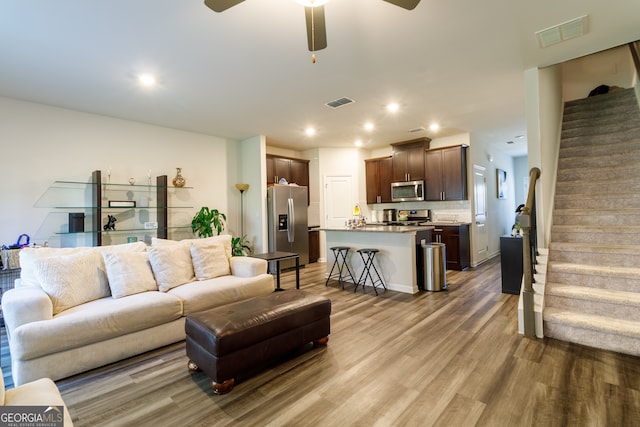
(266, 154, 310, 203)
(424, 145, 468, 201)
(391, 138, 431, 182)
(266, 154, 309, 186)
(365, 156, 393, 204)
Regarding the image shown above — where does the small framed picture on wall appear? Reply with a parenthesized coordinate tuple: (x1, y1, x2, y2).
(496, 168, 507, 199)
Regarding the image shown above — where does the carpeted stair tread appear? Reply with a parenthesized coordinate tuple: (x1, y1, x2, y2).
(550, 225, 640, 245)
(547, 261, 640, 279)
(556, 164, 640, 182)
(553, 209, 640, 226)
(564, 88, 638, 109)
(546, 284, 640, 306)
(544, 308, 640, 341)
(550, 241, 640, 255)
(558, 150, 640, 169)
(554, 179, 640, 196)
(560, 131, 640, 149)
(553, 193, 640, 210)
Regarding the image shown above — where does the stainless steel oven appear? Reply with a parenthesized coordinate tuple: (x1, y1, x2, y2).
(391, 180, 424, 202)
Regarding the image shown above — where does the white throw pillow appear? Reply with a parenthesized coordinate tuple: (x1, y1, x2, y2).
(152, 235, 233, 260)
(147, 243, 195, 292)
(190, 241, 230, 280)
(103, 251, 158, 298)
(34, 251, 105, 315)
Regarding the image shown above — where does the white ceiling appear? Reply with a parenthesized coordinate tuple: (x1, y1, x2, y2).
(1, 0, 639, 158)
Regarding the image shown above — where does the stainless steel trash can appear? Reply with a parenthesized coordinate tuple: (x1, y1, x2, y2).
(421, 242, 447, 291)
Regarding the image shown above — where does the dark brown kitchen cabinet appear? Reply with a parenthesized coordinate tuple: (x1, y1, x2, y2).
(308, 229, 320, 263)
(266, 154, 310, 203)
(391, 138, 430, 182)
(431, 224, 470, 271)
(424, 145, 468, 201)
(365, 156, 393, 204)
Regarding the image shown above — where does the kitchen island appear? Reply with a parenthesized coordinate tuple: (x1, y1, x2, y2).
(322, 225, 434, 294)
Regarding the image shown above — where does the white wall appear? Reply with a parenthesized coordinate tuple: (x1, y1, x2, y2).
(513, 155, 529, 207)
(0, 97, 241, 247)
(525, 65, 564, 248)
(238, 136, 266, 253)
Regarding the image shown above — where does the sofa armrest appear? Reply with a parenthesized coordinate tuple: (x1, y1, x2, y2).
(3, 377, 74, 426)
(1, 287, 53, 338)
(230, 256, 267, 277)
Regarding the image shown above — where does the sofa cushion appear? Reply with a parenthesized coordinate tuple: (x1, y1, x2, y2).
(190, 241, 230, 280)
(167, 274, 275, 316)
(19, 242, 147, 294)
(33, 251, 106, 315)
(147, 243, 195, 292)
(103, 251, 158, 298)
(12, 291, 183, 360)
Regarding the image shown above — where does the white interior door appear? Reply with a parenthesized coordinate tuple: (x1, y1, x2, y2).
(473, 165, 488, 263)
(324, 175, 353, 228)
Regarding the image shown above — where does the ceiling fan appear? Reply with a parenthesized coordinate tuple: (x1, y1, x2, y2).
(204, 0, 420, 62)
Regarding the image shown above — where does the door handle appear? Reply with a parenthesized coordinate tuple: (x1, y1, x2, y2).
(287, 197, 295, 242)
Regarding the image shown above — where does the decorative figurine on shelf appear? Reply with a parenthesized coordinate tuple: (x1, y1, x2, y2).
(104, 215, 117, 231)
(173, 167, 186, 187)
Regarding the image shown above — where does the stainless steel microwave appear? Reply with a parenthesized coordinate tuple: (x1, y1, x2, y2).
(391, 180, 424, 202)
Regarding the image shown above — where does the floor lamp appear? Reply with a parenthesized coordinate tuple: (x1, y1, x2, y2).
(235, 183, 249, 237)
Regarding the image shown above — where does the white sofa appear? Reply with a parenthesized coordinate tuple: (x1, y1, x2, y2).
(2, 236, 274, 386)
(1, 366, 74, 426)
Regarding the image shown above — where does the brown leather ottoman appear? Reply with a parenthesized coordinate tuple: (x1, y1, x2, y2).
(185, 290, 331, 394)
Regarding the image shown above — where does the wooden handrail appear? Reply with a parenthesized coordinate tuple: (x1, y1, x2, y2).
(630, 41, 640, 76)
(518, 167, 541, 338)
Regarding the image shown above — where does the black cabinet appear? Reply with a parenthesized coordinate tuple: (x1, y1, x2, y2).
(500, 236, 523, 294)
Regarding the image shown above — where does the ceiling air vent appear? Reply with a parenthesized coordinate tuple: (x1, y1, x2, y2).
(408, 127, 426, 133)
(536, 15, 588, 48)
(325, 97, 354, 109)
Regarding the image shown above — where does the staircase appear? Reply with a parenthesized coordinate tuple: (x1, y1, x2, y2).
(544, 88, 640, 356)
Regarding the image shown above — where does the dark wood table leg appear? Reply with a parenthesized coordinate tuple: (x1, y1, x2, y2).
(275, 260, 282, 291)
(296, 256, 300, 289)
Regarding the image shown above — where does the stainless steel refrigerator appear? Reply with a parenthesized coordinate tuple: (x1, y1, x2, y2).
(267, 185, 309, 270)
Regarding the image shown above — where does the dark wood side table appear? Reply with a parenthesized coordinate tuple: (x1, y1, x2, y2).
(250, 251, 300, 291)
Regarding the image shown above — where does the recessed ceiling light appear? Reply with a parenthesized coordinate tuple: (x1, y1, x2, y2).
(364, 122, 374, 132)
(386, 103, 399, 113)
(296, 0, 329, 6)
(354, 139, 363, 147)
(429, 123, 440, 132)
(138, 73, 157, 88)
(514, 135, 525, 140)
(305, 127, 316, 137)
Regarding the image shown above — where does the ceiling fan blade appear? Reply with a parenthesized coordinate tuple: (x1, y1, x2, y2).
(204, 0, 245, 12)
(304, 6, 328, 52)
(382, 0, 420, 10)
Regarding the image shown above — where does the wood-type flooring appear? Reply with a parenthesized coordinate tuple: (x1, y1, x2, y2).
(10, 257, 640, 426)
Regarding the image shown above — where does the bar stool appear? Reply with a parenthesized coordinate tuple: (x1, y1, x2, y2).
(325, 246, 356, 289)
(355, 248, 386, 295)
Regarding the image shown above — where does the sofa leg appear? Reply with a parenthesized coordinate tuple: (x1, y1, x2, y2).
(187, 360, 200, 372)
(313, 336, 329, 347)
(211, 378, 234, 395)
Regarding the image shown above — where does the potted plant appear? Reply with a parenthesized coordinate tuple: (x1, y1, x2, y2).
(191, 207, 227, 238)
(232, 236, 252, 256)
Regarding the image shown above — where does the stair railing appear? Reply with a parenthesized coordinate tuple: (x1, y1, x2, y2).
(518, 167, 541, 338)
(629, 41, 640, 75)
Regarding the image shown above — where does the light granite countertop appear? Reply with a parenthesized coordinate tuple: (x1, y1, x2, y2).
(322, 225, 434, 233)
